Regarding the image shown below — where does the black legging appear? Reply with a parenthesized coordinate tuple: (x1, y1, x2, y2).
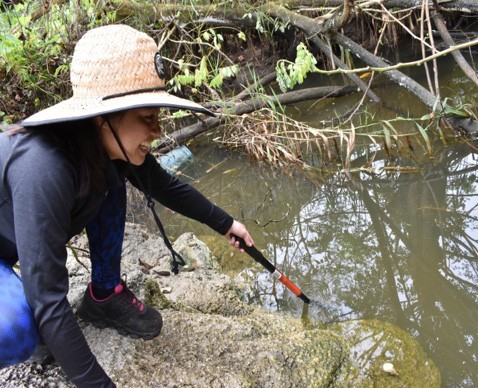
(86, 176, 127, 290)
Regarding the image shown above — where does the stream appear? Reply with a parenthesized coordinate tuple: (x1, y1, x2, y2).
(131, 43, 478, 386)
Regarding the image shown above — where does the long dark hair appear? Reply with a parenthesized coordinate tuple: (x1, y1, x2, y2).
(9, 119, 108, 198)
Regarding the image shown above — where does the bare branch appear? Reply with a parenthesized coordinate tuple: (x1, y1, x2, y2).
(431, 5, 478, 87)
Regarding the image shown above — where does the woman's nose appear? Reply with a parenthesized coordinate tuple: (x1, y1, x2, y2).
(151, 124, 162, 137)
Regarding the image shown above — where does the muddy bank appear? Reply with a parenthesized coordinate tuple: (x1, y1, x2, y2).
(0, 224, 440, 387)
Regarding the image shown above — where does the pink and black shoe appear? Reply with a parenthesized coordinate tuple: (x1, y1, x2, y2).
(77, 280, 162, 340)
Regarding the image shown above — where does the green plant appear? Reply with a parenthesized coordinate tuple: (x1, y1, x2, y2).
(66, 242, 89, 272)
(0, 0, 117, 122)
(275, 43, 318, 92)
(168, 26, 243, 93)
(439, 97, 477, 120)
(0, 110, 6, 126)
(246, 9, 288, 36)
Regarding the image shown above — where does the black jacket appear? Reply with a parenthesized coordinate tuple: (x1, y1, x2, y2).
(0, 131, 233, 387)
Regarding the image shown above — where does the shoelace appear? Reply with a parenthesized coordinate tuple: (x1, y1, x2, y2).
(118, 276, 144, 312)
(122, 287, 144, 312)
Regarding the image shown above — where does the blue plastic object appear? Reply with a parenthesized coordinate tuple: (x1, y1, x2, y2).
(158, 145, 193, 172)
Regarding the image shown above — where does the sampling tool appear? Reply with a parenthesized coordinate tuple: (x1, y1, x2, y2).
(234, 235, 310, 304)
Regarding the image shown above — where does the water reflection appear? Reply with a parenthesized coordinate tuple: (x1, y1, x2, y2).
(312, 142, 478, 386)
(146, 140, 477, 386)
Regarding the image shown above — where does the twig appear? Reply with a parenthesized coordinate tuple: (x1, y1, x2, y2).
(262, 205, 290, 228)
(378, 4, 433, 50)
(66, 243, 89, 272)
(425, 0, 441, 97)
(310, 38, 478, 75)
(431, 2, 478, 87)
(421, 0, 437, 96)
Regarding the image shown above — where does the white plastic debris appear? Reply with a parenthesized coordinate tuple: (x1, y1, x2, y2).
(382, 362, 399, 376)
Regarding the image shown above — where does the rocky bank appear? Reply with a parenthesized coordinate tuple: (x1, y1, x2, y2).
(0, 223, 440, 387)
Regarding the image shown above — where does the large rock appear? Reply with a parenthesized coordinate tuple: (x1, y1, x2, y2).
(0, 223, 440, 387)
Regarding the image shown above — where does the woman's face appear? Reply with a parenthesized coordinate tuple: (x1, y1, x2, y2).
(97, 108, 162, 165)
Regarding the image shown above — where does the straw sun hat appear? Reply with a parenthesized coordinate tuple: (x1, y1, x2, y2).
(22, 24, 213, 126)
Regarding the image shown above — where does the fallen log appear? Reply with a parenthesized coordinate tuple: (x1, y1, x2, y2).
(157, 85, 358, 151)
(432, 10, 478, 87)
(275, 0, 478, 13)
(333, 32, 478, 133)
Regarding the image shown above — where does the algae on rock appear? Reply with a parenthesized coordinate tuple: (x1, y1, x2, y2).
(331, 319, 441, 387)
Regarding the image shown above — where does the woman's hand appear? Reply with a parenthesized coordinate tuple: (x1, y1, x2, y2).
(225, 220, 254, 252)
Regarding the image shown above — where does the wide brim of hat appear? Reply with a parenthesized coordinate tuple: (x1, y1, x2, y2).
(22, 90, 214, 127)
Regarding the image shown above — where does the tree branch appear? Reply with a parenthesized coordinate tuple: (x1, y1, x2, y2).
(431, 9, 478, 87)
(157, 85, 358, 151)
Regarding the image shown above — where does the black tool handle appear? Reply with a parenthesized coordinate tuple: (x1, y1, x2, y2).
(235, 237, 276, 274)
(233, 235, 310, 304)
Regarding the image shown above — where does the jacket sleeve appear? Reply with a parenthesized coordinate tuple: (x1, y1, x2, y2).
(126, 153, 234, 235)
(6, 142, 115, 387)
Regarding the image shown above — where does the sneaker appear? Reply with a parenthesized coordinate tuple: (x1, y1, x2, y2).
(77, 280, 162, 340)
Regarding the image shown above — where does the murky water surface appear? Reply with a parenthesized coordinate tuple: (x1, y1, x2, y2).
(135, 47, 478, 386)
(152, 141, 477, 386)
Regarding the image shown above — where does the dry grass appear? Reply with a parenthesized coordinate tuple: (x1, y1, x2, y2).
(218, 108, 466, 172)
(219, 108, 356, 169)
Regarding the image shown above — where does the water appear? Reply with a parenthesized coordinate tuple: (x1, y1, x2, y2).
(133, 42, 478, 387)
(143, 140, 477, 386)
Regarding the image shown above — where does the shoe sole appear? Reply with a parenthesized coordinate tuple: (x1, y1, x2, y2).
(77, 309, 161, 340)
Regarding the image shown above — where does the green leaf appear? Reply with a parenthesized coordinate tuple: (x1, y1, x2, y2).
(445, 108, 470, 118)
(415, 123, 432, 155)
(177, 75, 195, 85)
(18, 14, 31, 27)
(219, 64, 238, 78)
(382, 125, 392, 150)
(194, 56, 208, 87)
(210, 73, 223, 89)
(202, 30, 211, 41)
(274, 43, 317, 92)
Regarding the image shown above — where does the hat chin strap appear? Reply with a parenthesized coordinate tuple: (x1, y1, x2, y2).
(103, 116, 185, 275)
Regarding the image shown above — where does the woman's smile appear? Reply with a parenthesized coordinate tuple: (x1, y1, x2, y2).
(139, 142, 151, 152)
(139, 141, 152, 153)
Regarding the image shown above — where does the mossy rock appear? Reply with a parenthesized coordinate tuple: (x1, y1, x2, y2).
(330, 319, 441, 387)
(143, 278, 171, 309)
